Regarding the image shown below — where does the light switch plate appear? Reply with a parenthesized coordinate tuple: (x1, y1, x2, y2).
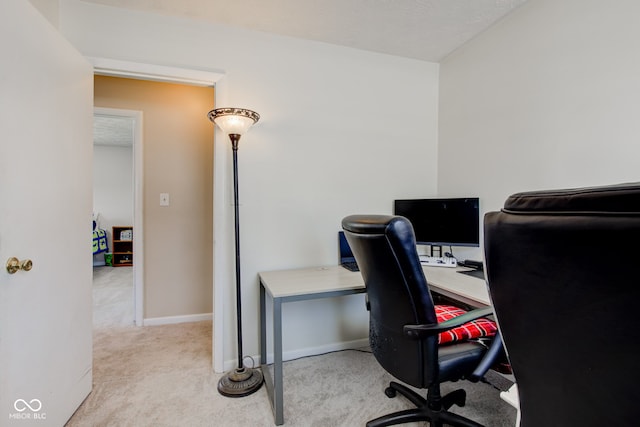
(160, 193, 170, 206)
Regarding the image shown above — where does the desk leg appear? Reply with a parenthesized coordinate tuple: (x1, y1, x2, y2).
(260, 283, 284, 425)
(273, 297, 284, 425)
(260, 284, 267, 366)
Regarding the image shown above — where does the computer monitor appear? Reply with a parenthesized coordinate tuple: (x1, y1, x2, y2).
(393, 197, 480, 248)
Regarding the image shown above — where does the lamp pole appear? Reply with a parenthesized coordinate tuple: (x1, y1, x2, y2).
(230, 133, 244, 370)
(208, 108, 263, 397)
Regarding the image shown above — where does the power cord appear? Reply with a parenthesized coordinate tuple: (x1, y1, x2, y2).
(276, 347, 372, 365)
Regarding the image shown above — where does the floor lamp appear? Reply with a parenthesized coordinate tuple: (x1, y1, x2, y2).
(208, 107, 263, 397)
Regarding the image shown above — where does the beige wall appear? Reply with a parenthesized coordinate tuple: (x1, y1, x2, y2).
(94, 76, 214, 319)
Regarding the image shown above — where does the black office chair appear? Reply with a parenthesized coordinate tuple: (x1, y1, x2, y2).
(342, 215, 503, 427)
(484, 183, 640, 426)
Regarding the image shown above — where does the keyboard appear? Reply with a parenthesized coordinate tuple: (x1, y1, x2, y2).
(419, 255, 457, 268)
(341, 262, 359, 272)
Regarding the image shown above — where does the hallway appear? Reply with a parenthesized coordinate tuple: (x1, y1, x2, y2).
(93, 266, 134, 328)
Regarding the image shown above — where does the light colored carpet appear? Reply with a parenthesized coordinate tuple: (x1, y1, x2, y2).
(66, 321, 516, 426)
(93, 266, 134, 328)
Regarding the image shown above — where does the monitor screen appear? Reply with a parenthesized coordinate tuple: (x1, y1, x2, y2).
(393, 197, 480, 247)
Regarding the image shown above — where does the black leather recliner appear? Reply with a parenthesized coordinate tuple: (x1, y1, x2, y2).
(484, 183, 640, 426)
(342, 214, 503, 427)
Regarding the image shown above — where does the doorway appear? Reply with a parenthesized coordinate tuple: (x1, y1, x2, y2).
(92, 109, 141, 326)
(90, 58, 222, 369)
(93, 74, 214, 330)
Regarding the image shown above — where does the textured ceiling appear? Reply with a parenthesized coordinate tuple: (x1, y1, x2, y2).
(94, 115, 134, 147)
(83, 0, 528, 62)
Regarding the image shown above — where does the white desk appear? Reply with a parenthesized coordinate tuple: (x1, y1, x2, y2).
(258, 265, 489, 425)
(422, 266, 490, 308)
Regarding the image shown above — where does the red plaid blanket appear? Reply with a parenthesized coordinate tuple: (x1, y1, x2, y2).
(435, 304, 497, 345)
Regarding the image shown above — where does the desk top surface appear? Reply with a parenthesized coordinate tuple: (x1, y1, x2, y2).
(259, 266, 364, 298)
(259, 265, 490, 307)
(424, 266, 490, 307)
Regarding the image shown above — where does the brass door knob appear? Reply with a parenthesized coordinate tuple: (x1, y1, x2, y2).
(6, 257, 33, 274)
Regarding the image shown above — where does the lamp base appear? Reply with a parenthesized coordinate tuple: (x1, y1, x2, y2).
(217, 366, 264, 397)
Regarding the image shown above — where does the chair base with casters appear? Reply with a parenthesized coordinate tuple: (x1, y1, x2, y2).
(368, 334, 503, 427)
(368, 381, 483, 427)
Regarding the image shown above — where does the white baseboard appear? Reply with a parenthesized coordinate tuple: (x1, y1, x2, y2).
(221, 337, 370, 373)
(143, 312, 212, 326)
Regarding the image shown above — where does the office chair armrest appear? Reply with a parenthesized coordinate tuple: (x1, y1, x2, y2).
(403, 307, 494, 339)
(468, 332, 504, 382)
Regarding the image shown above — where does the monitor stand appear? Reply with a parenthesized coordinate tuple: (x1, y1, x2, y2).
(429, 245, 442, 257)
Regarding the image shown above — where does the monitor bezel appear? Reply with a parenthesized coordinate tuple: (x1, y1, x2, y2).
(393, 197, 480, 248)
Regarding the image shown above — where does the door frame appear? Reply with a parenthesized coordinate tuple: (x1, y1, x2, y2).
(90, 57, 224, 87)
(90, 57, 226, 371)
(94, 106, 144, 326)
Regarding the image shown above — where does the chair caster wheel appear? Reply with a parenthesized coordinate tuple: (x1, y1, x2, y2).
(442, 389, 467, 410)
(384, 387, 397, 398)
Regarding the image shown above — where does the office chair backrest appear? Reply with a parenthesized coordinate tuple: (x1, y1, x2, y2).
(484, 183, 640, 426)
(342, 215, 438, 387)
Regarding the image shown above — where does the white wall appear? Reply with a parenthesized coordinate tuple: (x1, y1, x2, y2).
(439, 0, 640, 261)
(28, 0, 59, 27)
(58, 0, 440, 370)
(93, 144, 133, 249)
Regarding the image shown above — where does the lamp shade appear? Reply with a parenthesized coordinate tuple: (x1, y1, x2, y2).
(208, 107, 259, 136)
